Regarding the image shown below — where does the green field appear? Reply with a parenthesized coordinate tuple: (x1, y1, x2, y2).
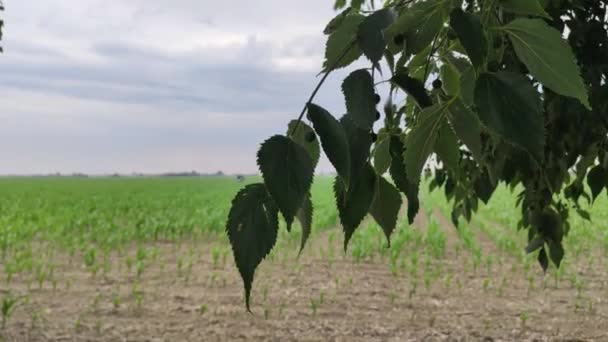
(0, 176, 607, 340)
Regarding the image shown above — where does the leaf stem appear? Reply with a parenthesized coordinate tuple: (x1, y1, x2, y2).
(290, 40, 356, 136)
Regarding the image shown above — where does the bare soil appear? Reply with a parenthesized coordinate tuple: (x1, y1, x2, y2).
(1, 214, 608, 342)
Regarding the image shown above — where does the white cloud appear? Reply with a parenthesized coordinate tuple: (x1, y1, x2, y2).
(0, 0, 348, 174)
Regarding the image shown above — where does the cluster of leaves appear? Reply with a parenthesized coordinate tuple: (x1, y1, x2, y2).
(226, 0, 608, 309)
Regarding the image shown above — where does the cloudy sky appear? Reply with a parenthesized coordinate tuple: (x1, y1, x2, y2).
(0, 1, 368, 175)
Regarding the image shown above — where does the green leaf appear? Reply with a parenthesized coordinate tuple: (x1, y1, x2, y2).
(257, 135, 314, 230)
(447, 98, 482, 160)
(404, 102, 451, 186)
(357, 9, 396, 65)
(389, 136, 420, 224)
(323, 14, 365, 71)
(307, 103, 351, 188)
(226, 183, 279, 311)
(526, 236, 545, 254)
(391, 73, 433, 108)
(474, 72, 544, 161)
(548, 240, 564, 268)
(500, 0, 551, 19)
(503, 18, 590, 109)
(388, 0, 446, 55)
(460, 66, 476, 106)
(474, 171, 495, 204)
(373, 134, 392, 175)
(586, 165, 607, 202)
(340, 114, 373, 180)
(434, 122, 460, 171)
(287, 120, 320, 169)
(440, 63, 460, 96)
(342, 69, 376, 129)
(449, 8, 488, 69)
(296, 194, 313, 257)
(335, 164, 377, 251)
(538, 247, 549, 272)
(324, 7, 351, 35)
(370, 177, 403, 246)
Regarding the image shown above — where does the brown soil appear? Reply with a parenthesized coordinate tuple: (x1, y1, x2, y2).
(1, 214, 607, 342)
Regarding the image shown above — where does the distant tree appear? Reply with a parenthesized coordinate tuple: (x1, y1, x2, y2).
(1, 1, 4, 53)
(226, 0, 608, 310)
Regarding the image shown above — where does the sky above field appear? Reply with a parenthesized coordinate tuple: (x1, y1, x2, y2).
(0, 1, 358, 175)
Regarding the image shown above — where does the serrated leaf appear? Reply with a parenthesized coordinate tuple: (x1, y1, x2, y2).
(226, 183, 279, 311)
(434, 122, 460, 171)
(500, 0, 551, 19)
(370, 177, 403, 246)
(440, 63, 460, 96)
(538, 247, 549, 272)
(391, 73, 433, 108)
(307, 103, 351, 188)
(373, 135, 392, 175)
(449, 8, 488, 68)
(335, 164, 377, 251)
(447, 98, 482, 160)
(323, 14, 365, 71)
(474, 72, 544, 161)
(257, 135, 314, 230)
(503, 18, 590, 109)
(340, 114, 373, 179)
(296, 194, 313, 257)
(287, 120, 320, 169)
(404, 103, 451, 186)
(587, 165, 607, 202)
(357, 9, 396, 65)
(342, 69, 376, 129)
(548, 240, 564, 268)
(389, 136, 419, 224)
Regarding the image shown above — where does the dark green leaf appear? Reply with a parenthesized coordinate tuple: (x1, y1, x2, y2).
(370, 177, 403, 246)
(449, 8, 488, 68)
(342, 69, 376, 129)
(373, 134, 392, 175)
(324, 7, 351, 35)
(335, 164, 377, 251)
(389, 136, 419, 224)
(257, 135, 314, 230)
(391, 73, 433, 108)
(307, 103, 351, 188)
(357, 9, 396, 65)
(340, 114, 373, 180)
(296, 194, 313, 257)
(526, 236, 545, 254)
(460, 66, 476, 106)
(287, 121, 320, 169)
(434, 122, 460, 172)
(474, 171, 495, 204)
(503, 19, 590, 109)
(324, 14, 365, 71)
(474, 72, 544, 161)
(447, 98, 482, 160)
(500, 0, 551, 19)
(404, 103, 451, 186)
(226, 184, 279, 311)
(548, 240, 564, 268)
(387, 0, 446, 55)
(586, 165, 607, 202)
(439, 63, 460, 96)
(538, 247, 549, 272)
